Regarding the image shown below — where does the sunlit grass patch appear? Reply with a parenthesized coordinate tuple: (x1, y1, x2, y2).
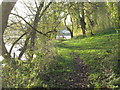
(54, 32, 119, 88)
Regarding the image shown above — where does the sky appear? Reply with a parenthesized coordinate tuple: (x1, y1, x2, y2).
(0, 0, 119, 3)
(6, 0, 71, 25)
(0, 0, 2, 4)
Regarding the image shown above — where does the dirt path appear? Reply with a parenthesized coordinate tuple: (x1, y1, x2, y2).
(65, 55, 90, 88)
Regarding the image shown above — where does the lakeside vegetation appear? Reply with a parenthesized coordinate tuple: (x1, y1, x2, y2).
(1, 1, 120, 89)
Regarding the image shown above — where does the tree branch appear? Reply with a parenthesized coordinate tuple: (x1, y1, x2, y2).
(9, 32, 28, 54)
(22, 1, 35, 16)
(34, 0, 38, 9)
(10, 13, 46, 36)
(39, 2, 52, 19)
(18, 35, 30, 60)
(45, 29, 57, 35)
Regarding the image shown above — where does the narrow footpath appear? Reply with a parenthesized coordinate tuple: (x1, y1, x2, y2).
(65, 55, 90, 88)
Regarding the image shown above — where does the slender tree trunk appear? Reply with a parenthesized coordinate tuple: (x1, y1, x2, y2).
(29, 2, 52, 59)
(90, 30, 94, 36)
(65, 24, 74, 38)
(70, 31, 73, 38)
(64, 14, 74, 38)
(87, 17, 94, 36)
(70, 16, 74, 38)
(29, 3, 44, 59)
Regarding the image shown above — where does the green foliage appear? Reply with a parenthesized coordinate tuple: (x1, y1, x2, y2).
(2, 1, 119, 88)
(41, 50, 74, 88)
(55, 32, 119, 88)
(2, 39, 57, 88)
(2, 38, 74, 88)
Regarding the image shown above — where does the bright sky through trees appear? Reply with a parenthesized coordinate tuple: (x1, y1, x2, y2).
(9, 0, 71, 25)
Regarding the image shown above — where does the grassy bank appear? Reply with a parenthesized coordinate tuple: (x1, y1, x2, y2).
(2, 30, 119, 88)
(54, 32, 120, 88)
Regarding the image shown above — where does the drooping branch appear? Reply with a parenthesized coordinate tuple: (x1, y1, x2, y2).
(45, 13, 68, 35)
(9, 32, 28, 55)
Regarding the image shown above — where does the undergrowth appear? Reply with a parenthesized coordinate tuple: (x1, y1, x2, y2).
(2, 28, 120, 88)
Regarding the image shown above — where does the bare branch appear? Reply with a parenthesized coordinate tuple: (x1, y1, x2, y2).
(39, 2, 52, 19)
(22, 0, 35, 16)
(10, 13, 46, 36)
(34, 0, 38, 9)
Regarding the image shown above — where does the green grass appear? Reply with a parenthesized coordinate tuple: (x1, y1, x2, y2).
(54, 32, 120, 88)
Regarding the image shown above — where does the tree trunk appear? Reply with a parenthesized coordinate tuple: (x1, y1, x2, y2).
(70, 31, 73, 38)
(87, 17, 94, 36)
(79, 3, 86, 37)
(2, 38, 11, 59)
(64, 14, 74, 38)
(81, 28, 86, 37)
(29, 2, 52, 59)
(80, 16, 86, 36)
(29, 2, 44, 59)
(90, 30, 94, 36)
(1, 1, 17, 59)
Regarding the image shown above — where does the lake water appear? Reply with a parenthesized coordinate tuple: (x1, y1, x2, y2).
(0, 35, 71, 61)
(56, 35, 71, 39)
(0, 44, 26, 61)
